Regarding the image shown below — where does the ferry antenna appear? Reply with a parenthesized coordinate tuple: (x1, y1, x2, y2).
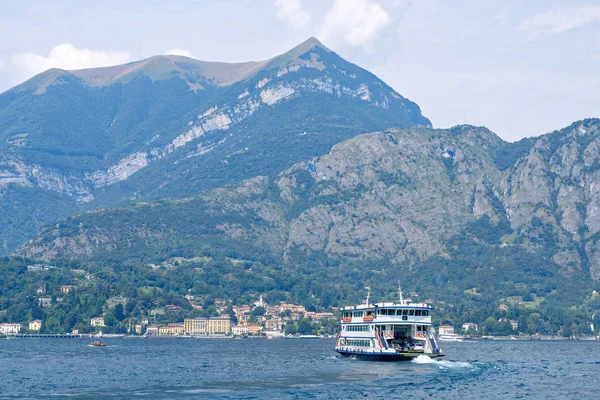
(398, 281, 404, 304)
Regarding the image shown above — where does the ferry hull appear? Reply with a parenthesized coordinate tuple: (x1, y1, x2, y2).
(336, 349, 444, 362)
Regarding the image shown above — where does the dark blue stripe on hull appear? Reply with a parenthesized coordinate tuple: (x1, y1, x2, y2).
(336, 350, 445, 362)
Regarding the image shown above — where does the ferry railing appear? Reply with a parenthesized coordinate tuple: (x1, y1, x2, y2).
(374, 329, 388, 350)
(427, 330, 440, 353)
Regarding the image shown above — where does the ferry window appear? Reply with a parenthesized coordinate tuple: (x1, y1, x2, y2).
(382, 309, 388, 315)
(415, 310, 422, 316)
(347, 325, 369, 332)
(423, 310, 429, 316)
(396, 310, 402, 316)
(409, 310, 415, 316)
(347, 339, 370, 347)
(402, 310, 408, 316)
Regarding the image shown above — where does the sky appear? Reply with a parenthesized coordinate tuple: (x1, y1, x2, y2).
(1, 0, 599, 142)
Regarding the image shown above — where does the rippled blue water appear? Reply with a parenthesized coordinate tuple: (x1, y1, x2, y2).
(1, 338, 599, 399)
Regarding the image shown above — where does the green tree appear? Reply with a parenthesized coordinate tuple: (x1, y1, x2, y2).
(104, 311, 117, 327)
(114, 303, 125, 321)
(298, 318, 314, 335)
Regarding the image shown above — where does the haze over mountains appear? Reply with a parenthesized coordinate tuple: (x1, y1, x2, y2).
(2, 37, 600, 287)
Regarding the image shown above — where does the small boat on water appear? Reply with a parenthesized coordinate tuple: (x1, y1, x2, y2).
(438, 333, 464, 342)
(90, 341, 107, 347)
(335, 286, 444, 361)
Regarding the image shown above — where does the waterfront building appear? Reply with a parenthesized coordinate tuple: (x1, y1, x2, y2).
(159, 323, 184, 336)
(29, 320, 42, 331)
(246, 323, 262, 335)
(146, 325, 159, 335)
(184, 318, 209, 335)
(232, 325, 248, 335)
(438, 325, 455, 335)
(0, 323, 22, 335)
(209, 317, 232, 334)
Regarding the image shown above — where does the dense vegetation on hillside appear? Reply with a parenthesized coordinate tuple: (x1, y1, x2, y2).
(2, 247, 598, 336)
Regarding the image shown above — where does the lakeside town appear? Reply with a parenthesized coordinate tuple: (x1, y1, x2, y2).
(2, 286, 599, 341)
(1, 263, 598, 340)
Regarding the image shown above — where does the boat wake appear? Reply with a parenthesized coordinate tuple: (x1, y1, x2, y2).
(412, 356, 477, 370)
(432, 359, 475, 369)
(412, 355, 434, 364)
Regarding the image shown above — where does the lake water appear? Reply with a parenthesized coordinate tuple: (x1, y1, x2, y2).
(1, 338, 599, 399)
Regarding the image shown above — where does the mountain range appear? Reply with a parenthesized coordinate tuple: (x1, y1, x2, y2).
(0, 38, 430, 254)
(16, 118, 600, 284)
(2, 37, 600, 299)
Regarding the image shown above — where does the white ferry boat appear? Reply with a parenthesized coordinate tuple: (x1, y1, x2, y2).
(335, 288, 444, 361)
(438, 333, 464, 342)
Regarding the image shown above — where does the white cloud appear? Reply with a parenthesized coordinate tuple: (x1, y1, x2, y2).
(319, 0, 389, 47)
(1, 43, 131, 85)
(519, 5, 600, 36)
(274, 0, 311, 29)
(164, 48, 194, 58)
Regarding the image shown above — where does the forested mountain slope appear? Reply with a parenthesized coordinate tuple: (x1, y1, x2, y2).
(0, 38, 430, 253)
(18, 119, 600, 281)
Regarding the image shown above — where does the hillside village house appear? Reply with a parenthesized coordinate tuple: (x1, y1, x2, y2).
(90, 317, 105, 327)
(60, 285, 74, 294)
(265, 316, 281, 331)
(0, 323, 22, 335)
(29, 320, 42, 331)
(462, 322, 479, 332)
(39, 297, 51, 308)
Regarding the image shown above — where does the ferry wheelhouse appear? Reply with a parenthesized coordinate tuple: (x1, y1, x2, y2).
(335, 289, 444, 361)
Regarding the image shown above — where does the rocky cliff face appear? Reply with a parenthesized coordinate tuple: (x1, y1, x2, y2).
(0, 38, 430, 254)
(18, 120, 600, 280)
(499, 119, 600, 279)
